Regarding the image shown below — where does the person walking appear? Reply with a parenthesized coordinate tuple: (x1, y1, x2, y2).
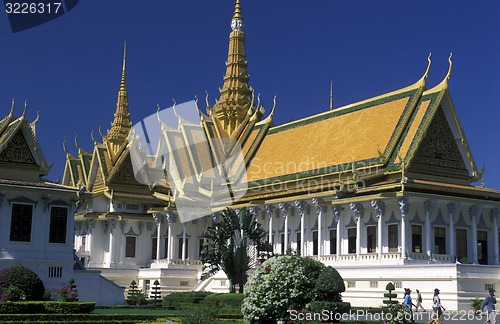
(414, 289, 425, 312)
(481, 288, 497, 324)
(403, 288, 416, 323)
(428, 288, 445, 324)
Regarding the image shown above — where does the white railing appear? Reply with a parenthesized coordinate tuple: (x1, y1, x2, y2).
(317, 252, 403, 265)
(149, 258, 203, 269)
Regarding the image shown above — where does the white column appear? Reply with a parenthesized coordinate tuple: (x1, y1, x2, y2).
(313, 198, 323, 256)
(470, 206, 479, 264)
(332, 205, 343, 256)
(447, 203, 459, 260)
(182, 223, 187, 261)
(350, 203, 363, 256)
(492, 209, 500, 265)
(107, 219, 117, 267)
(119, 220, 127, 265)
(398, 198, 409, 258)
(424, 200, 435, 258)
(371, 200, 385, 257)
(265, 205, 274, 253)
(166, 212, 174, 263)
(295, 201, 307, 256)
(279, 203, 290, 252)
(153, 213, 163, 261)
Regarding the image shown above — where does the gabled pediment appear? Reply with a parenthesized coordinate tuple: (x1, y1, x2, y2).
(0, 115, 50, 178)
(395, 86, 479, 183)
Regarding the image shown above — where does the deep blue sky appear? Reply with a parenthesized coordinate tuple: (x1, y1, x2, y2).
(0, 1, 499, 188)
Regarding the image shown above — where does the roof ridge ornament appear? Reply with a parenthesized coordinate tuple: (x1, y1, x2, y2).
(424, 52, 432, 79)
(21, 100, 27, 119)
(446, 52, 453, 81)
(9, 98, 15, 116)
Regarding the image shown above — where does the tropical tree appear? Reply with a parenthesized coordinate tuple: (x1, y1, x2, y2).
(200, 208, 271, 293)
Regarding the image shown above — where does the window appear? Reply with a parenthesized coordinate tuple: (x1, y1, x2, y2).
(394, 281, 402, 289)
(485, 284, 496, 291)
(456, 229, 468, 260)
(48, 266, 63, 278)
(10, 203, 33, 242)
(348, 228, 356, 254)
(296, 232, 301, 255)
(330, 229, 337, 255)
(125, 236, 136, 258)
(220, 280, 226, 287)
(412, 225, 422, 253)
(144, 279, 150, 296)
(370, 281, 378, 288)
(367, 226, 376, 253)
(312, 230, 318, 255)
(477, 230, 488, 265)
(178, 237, 189, 259)
(434, 227, 446, 254)
(125, 204, 139, 211)
(81, 236, 86, 249)
(151, 237, 157, 260)
(388, 224, 398, 252)
(180, 281, 189, 286)
(49, 207, 67, 243)
(347, 281, 356, 288)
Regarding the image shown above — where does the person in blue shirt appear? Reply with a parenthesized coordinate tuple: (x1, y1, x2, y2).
(481, 288, 497, 324)
(403, 288, 416, 323)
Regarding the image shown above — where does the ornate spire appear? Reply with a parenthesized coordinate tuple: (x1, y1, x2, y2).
(212, 0, 259, 135)
(106, 42, 132, 155)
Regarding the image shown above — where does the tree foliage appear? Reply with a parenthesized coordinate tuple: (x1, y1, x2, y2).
(200, 208, 271, 293)
(0, 265, 45, 301)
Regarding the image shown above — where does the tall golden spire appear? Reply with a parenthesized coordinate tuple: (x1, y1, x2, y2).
(212, 0, 258, 135)
(106, 42, 132, 155)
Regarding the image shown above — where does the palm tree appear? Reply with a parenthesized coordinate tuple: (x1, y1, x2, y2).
(200, 208, 271, 293)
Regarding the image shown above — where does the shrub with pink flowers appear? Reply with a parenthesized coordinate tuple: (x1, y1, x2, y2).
(54, 281, 78, 302)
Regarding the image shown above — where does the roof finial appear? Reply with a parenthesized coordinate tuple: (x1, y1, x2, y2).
(22, 100, 27, 118)
(446, 52, 453, 80)
(9, 98, 15, 116)
(63, 137, 70, 156)
(74, 133, 81, 150)
(232, 0, 244, 29)
(91, 130, 98, 144)
(120, 41, 127, 92)
(329, 80, 333, 111)
(424, 52, 432, 79)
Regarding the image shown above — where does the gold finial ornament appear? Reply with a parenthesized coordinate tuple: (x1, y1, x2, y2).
(120, 41, 127, 92)
(231, 0, 244, 31)
(106, 42, 132, 157)
(212, 0, 264, 136)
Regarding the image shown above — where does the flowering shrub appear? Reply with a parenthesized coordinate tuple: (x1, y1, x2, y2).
(0, 266, 45, 301)
(54, 282, 78, 302)
(0, 285, 26, 301)
(241, 254, 324, 323)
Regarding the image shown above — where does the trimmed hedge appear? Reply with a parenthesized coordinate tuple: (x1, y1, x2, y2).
(0, 301, 96, 314)
(162, 291, 211, 309)
(0, 314, 167, 324)
(201, 293, 243, 308)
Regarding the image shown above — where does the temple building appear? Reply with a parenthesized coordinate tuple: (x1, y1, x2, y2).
(66, 0, 499, 310)
(0, 102, 123, 304)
